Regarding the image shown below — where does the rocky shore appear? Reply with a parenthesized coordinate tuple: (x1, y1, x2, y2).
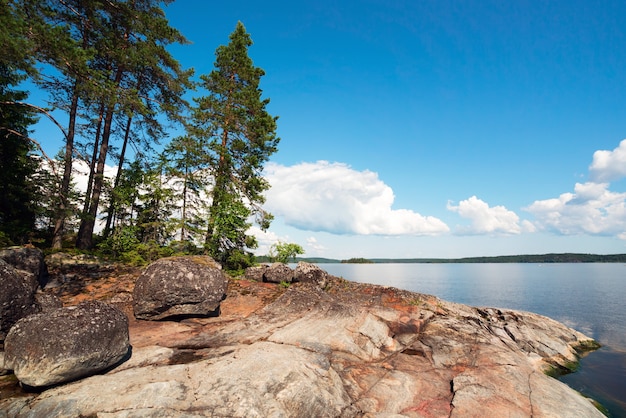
(0, 250, 604, 417)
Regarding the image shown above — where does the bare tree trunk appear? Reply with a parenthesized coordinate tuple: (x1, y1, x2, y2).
(103, 113, 133, 237)
(75, 107, 113, 249)
(76, 103, 104, 241)
(181, 165, 188, 241)
(51, 84, 79, 249)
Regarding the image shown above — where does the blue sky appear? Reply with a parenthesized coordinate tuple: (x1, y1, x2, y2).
(35, 1, 626, 259)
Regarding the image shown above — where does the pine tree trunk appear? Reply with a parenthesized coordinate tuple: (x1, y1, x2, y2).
(181, 165, 188, 241)
(51, 84, 79, 249)
(103, 113, 133, 237)
(75, 105, 115, 249)
(76, 104, 104, 241)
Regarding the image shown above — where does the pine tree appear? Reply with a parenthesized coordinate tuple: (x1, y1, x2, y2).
(162, 135, 209, 244)
(192, 22, 279, 269)
(75, 0, 191, 249)
(0, 63, 39, 245)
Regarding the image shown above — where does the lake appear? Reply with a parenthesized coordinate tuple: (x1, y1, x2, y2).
(317, 263, 626, 417)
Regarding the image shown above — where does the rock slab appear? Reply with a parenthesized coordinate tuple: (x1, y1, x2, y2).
(133, 256, 228, 320)
(4, 300, 129, 387)
(0, 277, 605, 417)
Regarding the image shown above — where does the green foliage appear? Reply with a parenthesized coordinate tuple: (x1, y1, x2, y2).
(98, 226, 180, 266)
(221, 248, 256, 276)
(98, 226, 141, 259)
(0, 63, 40, 245)
(0, 0, 36, 74)
(269, 241, 305, 264)
(4, 7, 282, 264)
(161, 136, 209, 243)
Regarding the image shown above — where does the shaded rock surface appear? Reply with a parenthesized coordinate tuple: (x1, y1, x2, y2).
(0, 259, 39, 342)
(0, 247, 48, 290)
(132, 256, 227, 320)
(4, 300, 129, 387)
(0, 268, 603, 417)
(244, 263, 267, 281)
(263, 262, 294, 283)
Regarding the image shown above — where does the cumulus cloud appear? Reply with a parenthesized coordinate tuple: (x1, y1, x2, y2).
(589, 139, 626, 183)
(525, 182, 626, 238)
(248, 225, 283, 255)
(263, 161, 449, 236)
(447, 196, 533, 235)
(306, 236, 327, 253)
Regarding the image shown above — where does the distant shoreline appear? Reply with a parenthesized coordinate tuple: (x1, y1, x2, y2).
(286, 253, 626, 264)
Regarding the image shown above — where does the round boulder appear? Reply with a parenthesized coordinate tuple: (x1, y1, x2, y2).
(294, 262, 329, 288)
(4, 300, 130, 387)
(133, 256, 228, 320)
(0, 259, 39, 341)
(263, 262, 293, 284)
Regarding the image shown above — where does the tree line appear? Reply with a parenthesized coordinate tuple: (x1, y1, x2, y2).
(344, 254, 626, 263)
(0, 0, 281, 271)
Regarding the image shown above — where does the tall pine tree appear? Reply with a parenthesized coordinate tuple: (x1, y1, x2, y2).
(0, 64, 39, 245)
(192, 22, 279, 269)
(75, 0, 192, 249)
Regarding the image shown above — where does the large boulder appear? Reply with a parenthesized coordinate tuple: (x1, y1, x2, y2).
(0, 259, 39, 341)
(263, 262, 293, 284)
(4, 300, 129, 387)
(0, 247, 48, 290)
(294, 261, 329, 288)
(133, 256, 228, 320)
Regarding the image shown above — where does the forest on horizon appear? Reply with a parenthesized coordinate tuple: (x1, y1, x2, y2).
(283, 253, 626, 264)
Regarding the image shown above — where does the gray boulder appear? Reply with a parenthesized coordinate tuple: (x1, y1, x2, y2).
(0, 259, 39, 341)
(4, 300, 129, 387)
(294, 261, 329, 288)
(244, 264, 267, 281)
(0, 247, 48, 290)
(263, 262, 293, 284)
(133, 256, 228, 320)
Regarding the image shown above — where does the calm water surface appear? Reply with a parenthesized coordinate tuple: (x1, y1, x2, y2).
(318, 263, 626, 417)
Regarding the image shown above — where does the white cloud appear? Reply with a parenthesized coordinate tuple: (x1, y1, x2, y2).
(447, 196, 532, 235)
(263, 161, 449, 236)
(589, 139, 626, 182)
(306, 236, 327, 253)
(525, 182, 626, 238)
(249, 225, 283, 255)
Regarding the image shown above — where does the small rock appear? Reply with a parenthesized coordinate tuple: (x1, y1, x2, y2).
(133, 256, 228, 320)
(294, 261, 329, 288)
(4, 300, 130, 387)
(263, 262, 293, 284)
(245, 264, 267, 281)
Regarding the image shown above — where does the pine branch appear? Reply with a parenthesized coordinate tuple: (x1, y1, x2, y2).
(0, 100, 69, 141)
